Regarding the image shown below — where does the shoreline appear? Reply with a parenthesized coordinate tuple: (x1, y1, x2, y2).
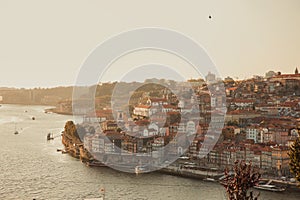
(60, 121, 300, 192)
(0, 103, 73, 116)
(1, 102, 56, 107)
(61, 137, 300, 191)
(45, 107, 73, 115)
(61, 128, 224, 180)
(69, 151, 300, 192)
(0, 103, 58, 114)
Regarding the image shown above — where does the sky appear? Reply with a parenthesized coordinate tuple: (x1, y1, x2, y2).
(0, 0, 300, 88)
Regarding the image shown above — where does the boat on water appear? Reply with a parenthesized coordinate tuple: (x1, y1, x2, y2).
(47, 133, 54, 141)
(14, 122, 19, 135)
(203, 177, 216, 182)
(135, 165, 150, 174)
(44, 110, 53, 114)
(57, 149, 67, 154)
(135, 166, 141, 175)
(254, 183, 286, 192)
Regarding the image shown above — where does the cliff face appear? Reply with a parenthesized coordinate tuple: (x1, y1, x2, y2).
(63, 121, 82, 144)
(62, 121, 93, 161)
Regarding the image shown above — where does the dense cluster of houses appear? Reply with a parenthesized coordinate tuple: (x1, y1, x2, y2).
(80, 68, 300, 176)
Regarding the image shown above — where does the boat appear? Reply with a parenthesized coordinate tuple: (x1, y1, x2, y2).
(14, 122, 19, 135)
(61, 150, 68, 154)
(135, 166, 140, 175)
(31, 116, 35, 120)
(254, 184, 286, 192)
(203, 177, 216, 182)
(134, 165, 147, 175)
(135, 165, 149, 174)
(44, 110, 52, 114)
(47, 133, 54, 141)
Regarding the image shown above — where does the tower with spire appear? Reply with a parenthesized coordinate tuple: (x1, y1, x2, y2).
(295, 67, 299, 74)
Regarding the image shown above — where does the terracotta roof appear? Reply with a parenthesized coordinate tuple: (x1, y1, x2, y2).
(231, 99, 254, 103)
(227, 87, 238, 91)
(135, 105, 151, 109)
(149, 98, 168, 102)
(227, 110, 259, 115)
(273, 74, 300, 79)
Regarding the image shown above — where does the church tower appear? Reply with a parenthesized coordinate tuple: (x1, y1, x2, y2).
(295, 67, 299, 74)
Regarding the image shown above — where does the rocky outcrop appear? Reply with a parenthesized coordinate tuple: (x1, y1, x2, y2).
(62, 121, 93, 161)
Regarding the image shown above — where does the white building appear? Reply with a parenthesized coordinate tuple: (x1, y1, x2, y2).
(84, 135, 92, 151)
(246, 127, 259, 143)
(205, 72, 216, 84)
(133, 105, 150, 117)
(91, 135, 105, 153)
(148, 122, 159, 132)
(178, 100, 185, 109)
(186, 121, 196, 135)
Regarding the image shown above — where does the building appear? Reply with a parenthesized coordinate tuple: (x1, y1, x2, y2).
(205, 72, 216, 84)
(133, 105, 151, 117)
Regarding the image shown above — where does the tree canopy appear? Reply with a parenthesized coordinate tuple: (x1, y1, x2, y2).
(221, 160, 261, 200)
(289, 137, 300, 186)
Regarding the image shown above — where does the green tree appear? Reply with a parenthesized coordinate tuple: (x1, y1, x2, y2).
(227, 120, 239, 126)
(221, 160, 261, 200)
(288, 137, 300, 185)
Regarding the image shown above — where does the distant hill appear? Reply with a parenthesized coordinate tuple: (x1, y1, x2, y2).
(0, 86, 73, 105)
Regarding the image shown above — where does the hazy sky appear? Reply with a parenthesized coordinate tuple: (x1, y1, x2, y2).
(0, 0, 300, 88)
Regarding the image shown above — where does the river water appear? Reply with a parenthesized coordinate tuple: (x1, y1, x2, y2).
(0, 104, 299, 200)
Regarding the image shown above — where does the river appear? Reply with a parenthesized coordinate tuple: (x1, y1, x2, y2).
(0, 104, 299, 200)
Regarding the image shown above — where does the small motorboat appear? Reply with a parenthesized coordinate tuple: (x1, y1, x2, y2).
(31, 116, 35, 120)
(14, 122, 19, 135)
(203, 177, 216, 182)
(135, 165, 148, 174)
(135, 166, 140, 175)
(254, 184, 286, 192)
(47, 133, 54, 141)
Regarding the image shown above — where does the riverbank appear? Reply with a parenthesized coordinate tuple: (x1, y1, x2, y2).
(0, 103, 65, 115)
(61, 121, 223, 179)
(159, 165, 223, 180)
(45, 107, 73, 115)
(61, 121, 300, 192)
